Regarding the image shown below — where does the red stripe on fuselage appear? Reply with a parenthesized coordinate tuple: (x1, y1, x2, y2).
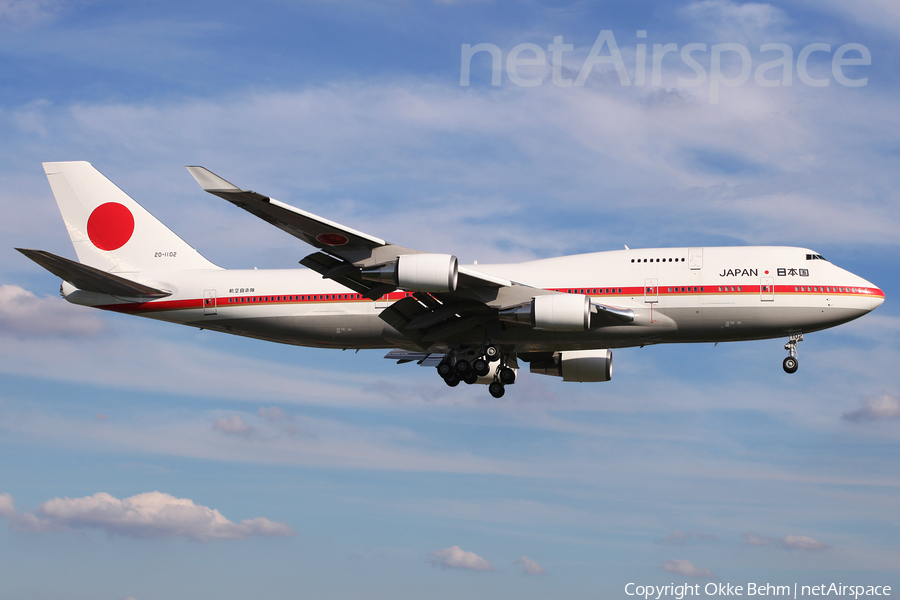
(97, 284, 884, 314)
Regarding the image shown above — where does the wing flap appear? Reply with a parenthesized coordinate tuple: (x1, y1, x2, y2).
(299, 252, 394, 299)
(384, 350, 447, 367)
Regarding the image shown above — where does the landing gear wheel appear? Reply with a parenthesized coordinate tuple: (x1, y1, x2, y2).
(489, 382, 505, 398)
(444, 373, 461, 387)
(499, 367, 516, 385)
(484, 345, 501, 362)
(437, 361, 453, 378)
(783, 333, 802, 374)
(455, 359, 471, 376)
(463, 371, 478, 385)
(472, 358, 489, 377)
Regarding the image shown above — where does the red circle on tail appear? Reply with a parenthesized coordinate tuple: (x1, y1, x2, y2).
(87, 202, 135, 251)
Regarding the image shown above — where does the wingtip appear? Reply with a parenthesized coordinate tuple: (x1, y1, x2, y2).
(186, 165, 242, 192)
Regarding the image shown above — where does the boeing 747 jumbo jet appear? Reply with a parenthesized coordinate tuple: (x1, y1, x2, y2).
(18, 162, 885, 398)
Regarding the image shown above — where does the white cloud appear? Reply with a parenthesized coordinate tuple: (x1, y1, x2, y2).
(515, 555, 545, 575)
(661, 559, 716, 578)
(680, 0, 787, 33)
(742, 531, 770, 546)
(0, 0, 62, 24)
(742, 531, 830, 550)
(213, 415, 250, 436)
(258, 406, 293, 422)
(1, 491, 295, 540)
(0, 492, 16, 518)
(429, 546, 493, 571)
(842, 394, 900, 422)
(659, 530, 719, 544)
(796, 0, 900, 36)
(0, 284, 104, 338)
(781, 535, 830, 551)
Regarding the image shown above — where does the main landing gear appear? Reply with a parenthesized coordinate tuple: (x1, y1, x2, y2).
(436, 344, 516, 398)
(782, 333, 802, 374)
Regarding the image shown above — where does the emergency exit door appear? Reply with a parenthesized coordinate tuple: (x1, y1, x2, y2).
(203, 289, 217, 315)
(760, 277, 775, 301)
(644, 278, 659, 303)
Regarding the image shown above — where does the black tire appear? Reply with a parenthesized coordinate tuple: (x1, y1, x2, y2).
(484, 345, 501, 362)
(473, 358, 489, 376)
(499, 367, 516, 385)
(444, 373, 461, 387)
(455, 359, 471, 375)
(489, 382, 505, 398)
(437, 361, 453, 378)
(463, 372, 478, 385)
(783, 357, 798, 374)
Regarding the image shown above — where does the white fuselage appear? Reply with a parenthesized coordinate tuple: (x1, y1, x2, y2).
(63, 246, 884, 353)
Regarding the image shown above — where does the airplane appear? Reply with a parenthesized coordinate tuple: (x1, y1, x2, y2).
(17, 161, 885, 398)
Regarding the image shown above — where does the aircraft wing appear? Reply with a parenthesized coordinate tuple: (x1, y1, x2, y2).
(187, 166, 411, 265)
(188, 166, 633, 347)
(187, 166, 517, 294)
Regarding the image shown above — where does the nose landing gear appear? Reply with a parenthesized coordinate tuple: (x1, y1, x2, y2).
(782, 333, 802, 374)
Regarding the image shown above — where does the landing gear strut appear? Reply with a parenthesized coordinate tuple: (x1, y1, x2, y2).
(783, 333, 802, 374)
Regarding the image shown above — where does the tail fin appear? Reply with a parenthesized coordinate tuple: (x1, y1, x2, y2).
(42, 161, 219, 273)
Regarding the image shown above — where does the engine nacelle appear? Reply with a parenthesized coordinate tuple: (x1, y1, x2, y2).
(361, 254, 458, 292)
(499, 294, 590, 331)
(530, 349, 613, 382)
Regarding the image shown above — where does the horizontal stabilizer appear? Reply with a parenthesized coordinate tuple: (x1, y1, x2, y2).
(16, 248, 171, 299)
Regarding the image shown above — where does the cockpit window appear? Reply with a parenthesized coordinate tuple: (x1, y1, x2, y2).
(806, 254, 827, 261)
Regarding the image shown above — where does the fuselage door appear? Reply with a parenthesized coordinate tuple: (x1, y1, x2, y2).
(203, 289, 217, 315)
(760, 277, 775, 302)
(689, 248, 703, 270)
(644, 278, 659, 304)
(375, 294, 390, 309)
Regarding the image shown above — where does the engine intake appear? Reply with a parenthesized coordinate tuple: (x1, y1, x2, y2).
(530, 349, 613, 382)
(361, 254, 458, 293)
(498, 294, 591, 331)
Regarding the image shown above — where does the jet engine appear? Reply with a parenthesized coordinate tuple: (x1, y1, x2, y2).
(498, 294, 591, 331)
(361, 254, 458, 293)
(530, 349, 613, 382)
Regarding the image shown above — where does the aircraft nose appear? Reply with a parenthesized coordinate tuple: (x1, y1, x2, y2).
(860, 278, 885, 311)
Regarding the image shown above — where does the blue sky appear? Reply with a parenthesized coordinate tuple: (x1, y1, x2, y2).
(1, 1, 899, 599)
